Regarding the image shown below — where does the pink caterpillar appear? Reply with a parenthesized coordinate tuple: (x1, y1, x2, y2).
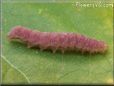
(7, 26, 108, 54)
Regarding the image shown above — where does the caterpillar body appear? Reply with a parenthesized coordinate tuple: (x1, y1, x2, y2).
(7, 26, 108, 54)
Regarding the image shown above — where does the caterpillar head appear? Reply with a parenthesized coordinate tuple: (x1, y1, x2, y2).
(7, 26, 31, 42)
(7, 26, 23, 40)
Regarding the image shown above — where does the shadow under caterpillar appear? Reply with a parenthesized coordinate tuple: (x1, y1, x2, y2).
(7, 26, 108, 54)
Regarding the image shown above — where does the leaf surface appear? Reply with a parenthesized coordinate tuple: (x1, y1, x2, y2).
(2, 1, 113, 84)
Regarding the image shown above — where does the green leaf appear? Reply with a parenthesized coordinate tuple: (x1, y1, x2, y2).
(2, 1, 113, 84)
(1, 57, 29, 84)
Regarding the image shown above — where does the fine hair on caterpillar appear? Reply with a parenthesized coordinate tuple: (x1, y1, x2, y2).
(7, 26, 108, 54)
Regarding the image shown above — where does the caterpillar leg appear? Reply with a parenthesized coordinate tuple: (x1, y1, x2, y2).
(49, 47, 57, 53)
(89, 50, 95, 54)
(52, 49, 57, 53)
(61, 49, 65, 54)
(39, 46, 48, 51)
(27, 43, 33, 48)
(81, 50, 85, 54)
